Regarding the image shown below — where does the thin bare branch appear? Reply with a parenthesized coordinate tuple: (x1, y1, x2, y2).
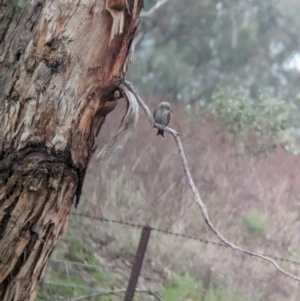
(140, 0, 170, 18)
(120, 80, 300, 282)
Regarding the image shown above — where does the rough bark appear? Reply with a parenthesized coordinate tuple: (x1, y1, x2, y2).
(0, 1, 142, 300)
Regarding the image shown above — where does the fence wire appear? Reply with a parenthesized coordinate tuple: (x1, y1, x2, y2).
(37, 211, 300, 301)
(71, 212, 300, 266)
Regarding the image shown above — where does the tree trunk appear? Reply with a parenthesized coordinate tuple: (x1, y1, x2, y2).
(0, 1, 142, 300)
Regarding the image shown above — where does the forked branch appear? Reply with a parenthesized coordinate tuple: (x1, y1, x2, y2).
(120, 80, 300, 282)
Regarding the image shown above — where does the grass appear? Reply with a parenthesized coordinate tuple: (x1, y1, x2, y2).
(36, 236, 113, 300)
(63, 238, 99, 264)
(161, 274, 203, 301)
(244, 210, 267, 236)
(161, 273, 248, 301)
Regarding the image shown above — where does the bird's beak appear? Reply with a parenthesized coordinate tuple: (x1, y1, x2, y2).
(170, 108, 173, 112)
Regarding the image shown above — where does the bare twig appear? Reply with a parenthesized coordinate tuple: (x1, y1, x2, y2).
(67, 288, 164, 301)
(140, 0, 170, 18)
(119, 80, 300, 282)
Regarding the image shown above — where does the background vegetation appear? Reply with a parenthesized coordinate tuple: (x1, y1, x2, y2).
(37, 0, 300, 300)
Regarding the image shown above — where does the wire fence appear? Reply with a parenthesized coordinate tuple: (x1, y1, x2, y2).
(71, 212, 300, 266)
(37, 212, 300, 301)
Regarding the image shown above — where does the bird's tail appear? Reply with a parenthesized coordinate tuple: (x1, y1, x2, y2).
(157, 129, 164, 137)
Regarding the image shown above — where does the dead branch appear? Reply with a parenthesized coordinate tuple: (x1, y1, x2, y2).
(120, 80, 300, 282)
(96, 85, 139, 163)
(140, 0, 170, 18)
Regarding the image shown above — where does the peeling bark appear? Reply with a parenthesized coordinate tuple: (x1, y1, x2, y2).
(0, 0, 143, 300)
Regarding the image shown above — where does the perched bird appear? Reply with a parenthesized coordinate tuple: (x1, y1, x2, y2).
(153, 102, 173, 137)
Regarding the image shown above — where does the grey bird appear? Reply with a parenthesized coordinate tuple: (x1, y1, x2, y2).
(153, 102, 173, 137)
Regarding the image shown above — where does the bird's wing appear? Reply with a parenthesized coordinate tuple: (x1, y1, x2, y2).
(153, 107, 159, 118)
(166, 111, 170, 126)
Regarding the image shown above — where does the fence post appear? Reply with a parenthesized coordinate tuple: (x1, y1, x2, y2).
(124, 225, 152, 301)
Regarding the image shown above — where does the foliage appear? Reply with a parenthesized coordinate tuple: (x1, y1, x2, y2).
(129, 0, 300, 104)
(207, 86, 298, 156)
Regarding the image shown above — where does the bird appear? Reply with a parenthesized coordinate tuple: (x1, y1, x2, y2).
(153, 102, 173, 137)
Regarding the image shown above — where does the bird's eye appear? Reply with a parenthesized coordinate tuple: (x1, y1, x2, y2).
(113, 90, 121, 99)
